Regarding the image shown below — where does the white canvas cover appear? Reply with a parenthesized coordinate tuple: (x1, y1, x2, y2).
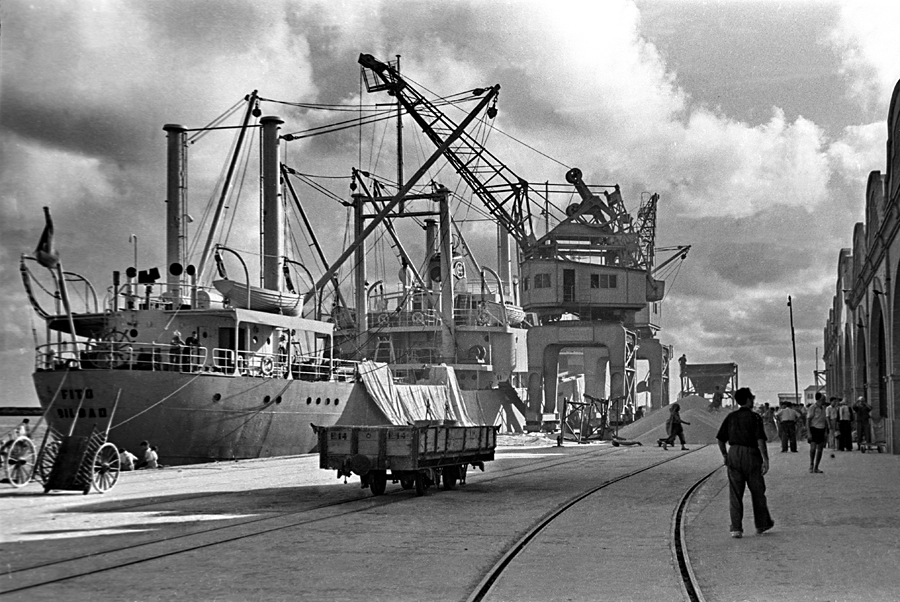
(357, 360, 476, 426)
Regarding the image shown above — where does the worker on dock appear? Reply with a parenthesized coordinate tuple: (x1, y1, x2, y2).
(716, 387, 774, 539)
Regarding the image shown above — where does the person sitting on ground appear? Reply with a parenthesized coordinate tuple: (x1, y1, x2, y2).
(119, 447, 137, 471)
(136, 440, 158, 469)
(150, 445, 162, 468)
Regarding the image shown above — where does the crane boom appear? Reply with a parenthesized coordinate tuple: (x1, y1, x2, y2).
(358, 53, 537, 251)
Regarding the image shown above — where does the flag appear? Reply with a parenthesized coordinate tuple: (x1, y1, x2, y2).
(35, 206, 59, 270)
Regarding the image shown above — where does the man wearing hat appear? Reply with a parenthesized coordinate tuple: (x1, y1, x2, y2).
(716, 387, 774, 538)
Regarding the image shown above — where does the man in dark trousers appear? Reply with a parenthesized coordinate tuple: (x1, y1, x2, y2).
(716, 387, 774, 539)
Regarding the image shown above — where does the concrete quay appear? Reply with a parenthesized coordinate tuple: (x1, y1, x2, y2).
(1, 435, 899, 601)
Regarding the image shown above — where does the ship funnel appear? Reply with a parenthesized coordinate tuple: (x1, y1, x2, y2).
(164, 124, 188, 296)
(261, 116, 284, 291)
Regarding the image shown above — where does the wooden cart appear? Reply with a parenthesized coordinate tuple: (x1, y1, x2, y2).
(40, 391, 122, 494)
(312, 423, 499, 496)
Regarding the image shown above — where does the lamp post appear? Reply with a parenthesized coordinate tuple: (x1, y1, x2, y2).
(788, 295, 800, 406)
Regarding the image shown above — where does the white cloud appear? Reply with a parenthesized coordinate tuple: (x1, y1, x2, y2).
(830, 1, 900, 114)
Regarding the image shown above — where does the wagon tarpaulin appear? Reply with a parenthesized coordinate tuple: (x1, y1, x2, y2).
(357, 360, 476, 426)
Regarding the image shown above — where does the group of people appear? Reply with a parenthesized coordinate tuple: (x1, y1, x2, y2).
(715, 388, 877, 539)
(773, 393, 873, 456)
(118, 440, 160, 471)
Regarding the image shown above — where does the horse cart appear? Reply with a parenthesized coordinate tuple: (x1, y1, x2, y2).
(312, 423, 499, 496)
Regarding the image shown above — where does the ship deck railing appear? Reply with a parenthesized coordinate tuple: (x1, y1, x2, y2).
(35, 341, 359, 382)
(106, 282, 223, 313)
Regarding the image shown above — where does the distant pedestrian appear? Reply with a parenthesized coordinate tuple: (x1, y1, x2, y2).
(119, 447, 137, 471)
(853, 396, 871, 451)
(837, 398, 854, 451)
(716, 387, 774, 539)
(775, 402, 799, 452)
(826, 397, 840, 450)
(657, 403, 690, 450)
(807, 393, 828, 472)
(709, 386, 724, 411)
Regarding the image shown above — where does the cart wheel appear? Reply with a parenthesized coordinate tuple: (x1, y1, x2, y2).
(35, 440, 60, 484)
(370, 470, 387, 496)
(442, 465, 459, 490)
(91, 442, 120, 493)
(400, 476, 415, 490)
(4, 437, 36, 488)
(414, 472, 427, 496)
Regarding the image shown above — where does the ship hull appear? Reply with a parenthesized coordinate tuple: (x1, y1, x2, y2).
(33, 370, 380, 465)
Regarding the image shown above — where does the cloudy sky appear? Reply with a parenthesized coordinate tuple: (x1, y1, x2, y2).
(1, 0, 898, 407)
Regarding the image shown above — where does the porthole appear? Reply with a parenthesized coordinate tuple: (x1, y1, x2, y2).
(213, 393, 222, 402)
(325, 398, 331, 405)
(263, 395, 271, 404)
(275, 396, 282, 404)
(334, 399, 340, 407)
(316, 397, 321, 405)
(129, 329, 139, 338)
(306, 397, 312, 405)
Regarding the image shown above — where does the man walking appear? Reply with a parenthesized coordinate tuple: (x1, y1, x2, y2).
(807, 393, 828, 472)
(775, 402, 799, 452)
(716, 387, 774, 539)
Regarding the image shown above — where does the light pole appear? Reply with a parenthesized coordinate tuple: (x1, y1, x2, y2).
(788, 295, 800, 406)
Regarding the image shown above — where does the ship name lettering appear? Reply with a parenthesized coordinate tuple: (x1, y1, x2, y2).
(57, 406, 108, 419)
(60, 388, 94, 400)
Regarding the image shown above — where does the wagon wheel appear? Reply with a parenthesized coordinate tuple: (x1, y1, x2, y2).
(370, 470, 387, 496)
(414, 472, 427, 497)
(34, 440, 60, 484)
(3, 437, 36, 488)
(442, 465, 459, 490)
(91, 442, 120, 493)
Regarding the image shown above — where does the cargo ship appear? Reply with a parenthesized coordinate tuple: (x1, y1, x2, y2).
(22, 61, 532, 464)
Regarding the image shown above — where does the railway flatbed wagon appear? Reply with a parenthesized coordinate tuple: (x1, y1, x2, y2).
(311, 423, 499, 496)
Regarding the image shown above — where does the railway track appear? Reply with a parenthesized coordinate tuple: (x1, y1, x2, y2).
(2, 444, 721, 601)
(0, 445, 622, 596)
(466, 446, 720, 602)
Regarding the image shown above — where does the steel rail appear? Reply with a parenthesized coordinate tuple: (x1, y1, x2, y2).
(1, 445, 621, 594)
(671, 466, 721, 602)
(465, 445, 712, 602)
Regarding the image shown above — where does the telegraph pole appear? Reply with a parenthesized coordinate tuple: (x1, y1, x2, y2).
(788, 295, 800, 405)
